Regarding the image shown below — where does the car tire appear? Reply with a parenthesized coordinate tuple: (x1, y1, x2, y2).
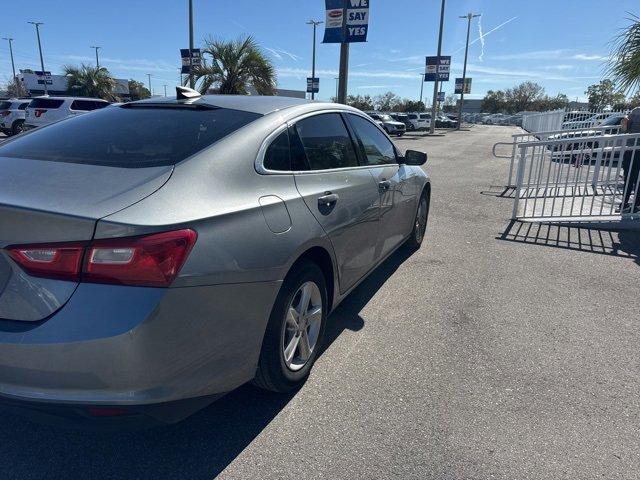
(405, 190, 430, 250)
(254, 260, 328, 393)
(11, 120, 24, 136)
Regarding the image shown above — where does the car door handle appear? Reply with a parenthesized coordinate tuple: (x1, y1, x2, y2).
(318, 193, 339, 207)
(379, 180, 391, 191)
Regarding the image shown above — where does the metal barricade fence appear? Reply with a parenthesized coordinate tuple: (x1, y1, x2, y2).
(493, 126, 621, 187)
(522, 109, 627, 133)
(511, 133, 640, 221)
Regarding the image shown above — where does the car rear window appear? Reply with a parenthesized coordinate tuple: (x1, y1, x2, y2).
(0, 105, 262, 168)
(70, 100, 109, 111)
(29, 98, 65, 109)
(0, 101, 11, 110)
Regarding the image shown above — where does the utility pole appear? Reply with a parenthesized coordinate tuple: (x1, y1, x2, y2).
(429, 0, 446, 134)
(2, 38, 16, 83)
(163, 84, 168, 97)
(146, 73, 152, 95)
(457, 13, 480, 130)
(336, 3, 350, 104)
(90, 46, 102, 68)
(28, 21, 48, 95)
(306, 20, 323, 100)
(334, 77, 339, 100)
(419, 73, 425, 106)
(188, 0, 195, 89)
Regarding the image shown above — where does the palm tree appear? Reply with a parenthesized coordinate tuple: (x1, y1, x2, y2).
(63, 64, 120, 101)
(608, 14, 640, 94)
(189, 36, 276, 95)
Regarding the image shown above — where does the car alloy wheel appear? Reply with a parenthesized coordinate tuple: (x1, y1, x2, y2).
(414, 195, 428, 244)
(282, 281, 322, 372)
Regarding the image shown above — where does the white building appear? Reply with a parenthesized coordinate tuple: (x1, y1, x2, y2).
(17, 72, 130, 99)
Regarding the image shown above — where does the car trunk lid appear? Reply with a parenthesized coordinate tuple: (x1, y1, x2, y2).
(0, 157, 173, 321)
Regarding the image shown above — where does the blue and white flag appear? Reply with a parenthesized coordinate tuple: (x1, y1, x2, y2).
(323, 0, 370, 44)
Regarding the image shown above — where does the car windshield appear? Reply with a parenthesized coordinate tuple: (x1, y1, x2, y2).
(0, 105, 262, 168)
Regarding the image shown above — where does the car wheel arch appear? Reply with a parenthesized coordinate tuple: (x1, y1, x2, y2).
(285, 245, 336, 314)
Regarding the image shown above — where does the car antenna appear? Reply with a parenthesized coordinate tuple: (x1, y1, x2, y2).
(176, 86, 201, 100)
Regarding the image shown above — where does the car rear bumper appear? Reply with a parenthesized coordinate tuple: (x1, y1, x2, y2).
(0, 280, 281, 422)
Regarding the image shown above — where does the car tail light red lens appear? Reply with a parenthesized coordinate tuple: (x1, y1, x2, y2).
(34, 109, 47, 118)
(83, 230, 197, 287)
(6, 244, 85, 282)
(5, 229, 197, 287)
(0, 111, 10, 117)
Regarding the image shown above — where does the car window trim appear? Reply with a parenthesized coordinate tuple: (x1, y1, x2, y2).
(256, 109, 399, 175)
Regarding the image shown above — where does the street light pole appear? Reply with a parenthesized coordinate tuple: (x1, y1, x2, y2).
(457, 13, 480, 130)
(90, 46, 102, 68)
(429, 0, 446, 134)
(306, 20, 323, 100)
(146, 73, 152, 96)
(163, 84, 168, 97)
(419, 73, 425, 106)
(28, 21, 48, 95)
(188, 0, 195, 89)
(2, 38, 16, 83)
(334, 77, 339, 100)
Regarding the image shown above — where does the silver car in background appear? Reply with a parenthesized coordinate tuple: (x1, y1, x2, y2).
(0, 91, 430, 425)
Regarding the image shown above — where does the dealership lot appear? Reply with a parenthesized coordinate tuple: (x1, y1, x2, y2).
(0, 126, 638, 480)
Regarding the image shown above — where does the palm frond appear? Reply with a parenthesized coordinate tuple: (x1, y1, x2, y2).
(608, 13, 640, 94)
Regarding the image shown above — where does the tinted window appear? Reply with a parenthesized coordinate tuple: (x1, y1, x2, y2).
(294, 113, 358, 170)
(348, 114, 397, 166)
(70, 100, 108, 111)
(419, 114, 430, 119)
(263, 130, 290, 171)
(0, 105, 262, 168)
(408, 114, 418, 120)
(18, 103, 29, 110)
(0, 102, 11, 110)
(29, 98, 64, 109)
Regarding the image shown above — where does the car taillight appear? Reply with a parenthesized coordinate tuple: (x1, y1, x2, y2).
(5, 229, 197, 287)
(34, 109, 47, 118)
(0, 111, 10, 117)
(6, 243, 85, 282)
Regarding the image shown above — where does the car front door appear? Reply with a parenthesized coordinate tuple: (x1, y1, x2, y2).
(345, 113, 419, 259)
(291, 113, 380, 293)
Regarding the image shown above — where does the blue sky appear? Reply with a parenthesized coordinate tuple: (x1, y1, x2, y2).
(1, 0, 638, 102)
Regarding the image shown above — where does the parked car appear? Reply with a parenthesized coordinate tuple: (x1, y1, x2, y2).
(562, 112, 615, 130)
(406, 112, 429, 131)
(419, 113, 432, 130)
(0, 98, 30, 136)
(390, 113, 411, 131)
(366, 112, 406, 136)
(435, 115, 457, 128)
(0, 92, 430, 426)
(24, 96, 110, 130)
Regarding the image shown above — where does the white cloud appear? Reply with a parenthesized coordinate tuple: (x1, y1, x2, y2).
(572, 53, 607, 61)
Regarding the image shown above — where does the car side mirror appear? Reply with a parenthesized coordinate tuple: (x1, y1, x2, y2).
(400, 150, 428, 166)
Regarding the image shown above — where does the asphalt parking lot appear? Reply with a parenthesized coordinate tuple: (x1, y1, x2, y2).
(0, 125, 638, 480)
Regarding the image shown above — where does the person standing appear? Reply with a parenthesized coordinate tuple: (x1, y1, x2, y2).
(619, 106, 640, 213)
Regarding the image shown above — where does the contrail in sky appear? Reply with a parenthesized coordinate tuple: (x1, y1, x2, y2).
(453, 16, 519, 56)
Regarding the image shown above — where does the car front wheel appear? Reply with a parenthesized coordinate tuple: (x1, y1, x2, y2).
(254, 260, 327, 392)
(12, 120, 24, 136)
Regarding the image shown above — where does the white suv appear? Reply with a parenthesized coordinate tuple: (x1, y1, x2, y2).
(407, 113, 431, 131)
(24, 96, 110, 130)
(0, 98, 31, 136)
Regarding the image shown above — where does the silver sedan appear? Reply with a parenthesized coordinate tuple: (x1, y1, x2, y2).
(0, 90, 430, 425)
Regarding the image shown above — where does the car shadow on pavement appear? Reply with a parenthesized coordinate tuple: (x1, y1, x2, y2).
(498, 220, 640, 261)
(0, 245, 414, 480)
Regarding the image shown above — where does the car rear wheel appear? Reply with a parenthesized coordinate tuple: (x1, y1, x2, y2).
(12, 120, 24, 136)
(254, 260, 327, 393)
(406, 191, 429, 250)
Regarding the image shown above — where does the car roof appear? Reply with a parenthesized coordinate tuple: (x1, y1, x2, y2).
(131, 94, 313, 115)
(30, 96, 109, 102)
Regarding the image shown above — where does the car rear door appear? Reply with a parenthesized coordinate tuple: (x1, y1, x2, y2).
(291, 112, 380, 293)
(345, 113, 419, 258)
